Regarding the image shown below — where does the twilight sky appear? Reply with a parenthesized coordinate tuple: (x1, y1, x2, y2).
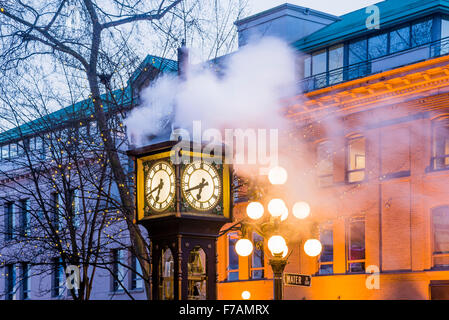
(247, 0, 385, 16)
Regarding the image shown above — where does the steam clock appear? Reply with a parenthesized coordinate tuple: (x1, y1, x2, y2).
(128, 141, 232, 300)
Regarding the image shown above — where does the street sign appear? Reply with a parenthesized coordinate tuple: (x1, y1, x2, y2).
(284, 273, 311, 287)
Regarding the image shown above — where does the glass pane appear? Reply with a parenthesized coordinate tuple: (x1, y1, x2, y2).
(349, 137, 366, 171)
(188, 247, 207, 300)
(349, 262, 365, 273)
(1, 145, 8, 159)
(317, 141, 333, 177)
(329, 44, 343, 84)
(312, 49, 327, 75)
(434, 208, 449, 254)
(368, 33, 388, 59)
(390, 26, 410, 53)
(319, 228, 333, 263)
(349, 39, 367, 64)
(251, 233, 264, 280)
(348, 39, 369, 79)
(433, 125, 449, 169)
(412, 19, 432, 46)
(228, 271, 239, 281)
(10, 143, 17, 158)
(442, 19, 449, 39)
(159, 248, 174, 300)
(319, 264, 333, 275)
(304, 56, 311, 78)
(349, 220, 365, 261)
(228, 235, 239, 271)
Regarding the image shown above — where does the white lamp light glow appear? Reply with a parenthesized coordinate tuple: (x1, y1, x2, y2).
(235, 239, 254, 257)
(292, 201, 311, 219)
(282, 245, 289, 258)
(304, 239, 322, 257)
(268, 166, 288, 185)
(246, 202, 264, 220)
(242, 291, 251, 300)
(268, 199, 287, 218)
(268, 235, 287, 255)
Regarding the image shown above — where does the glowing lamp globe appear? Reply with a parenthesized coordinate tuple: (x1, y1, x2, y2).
(268, 235, 287, 255)
(246, 202, 264, 220)
(268, 166, 288, 185)
(268, 199, 287, 218)
(235, 239, 254, 257)
(304, 239, 322, 257)
(280, 207, 289, 221)
(241, 291, 251, 300)
(292, 201, 311, 219)
(282, 245, 289, 258)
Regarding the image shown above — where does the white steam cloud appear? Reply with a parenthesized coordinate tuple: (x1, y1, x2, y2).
(125, 37, 298, 145)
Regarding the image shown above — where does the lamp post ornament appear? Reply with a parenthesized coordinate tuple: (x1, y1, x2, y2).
(231, 166, 322, 300)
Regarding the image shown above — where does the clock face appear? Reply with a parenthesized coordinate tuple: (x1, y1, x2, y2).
(145, 160, 175, 212)
(181, 160, 221, 211)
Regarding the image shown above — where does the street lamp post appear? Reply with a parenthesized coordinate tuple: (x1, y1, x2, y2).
(231, 166, 322, 300)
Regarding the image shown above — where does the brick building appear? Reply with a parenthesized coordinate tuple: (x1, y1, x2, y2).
(218, 0, 449, 300)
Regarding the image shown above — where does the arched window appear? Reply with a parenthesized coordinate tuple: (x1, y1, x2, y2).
(432, 207, 449, 268)
(432, 118, 449, 170)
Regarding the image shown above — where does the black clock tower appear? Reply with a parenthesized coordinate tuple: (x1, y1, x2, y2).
(128, 140, 232, 300)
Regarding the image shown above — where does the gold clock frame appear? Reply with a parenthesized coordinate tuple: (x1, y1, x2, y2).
(136, 149, 231, 221)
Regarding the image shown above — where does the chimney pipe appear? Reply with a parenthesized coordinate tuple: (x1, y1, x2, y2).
(177, 39, 189, 79)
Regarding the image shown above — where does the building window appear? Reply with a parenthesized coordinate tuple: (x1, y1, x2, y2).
(19, 199, 30, 237)
(390, 25, 411, 53)
(9, 143, 17, 158)
(5, 202, 15, 240)
(5, 264, 16, 300)
(68, 189, 80, 229)
(347, 217, 366, 273)
(250, 232, 264, 280)
(21, 263, 31, 300)
(347, 135, 366, 183)
(411, 18, 433, 47)
(52, 192, 61, 231)
(112, 249, 126, 291)
(227, 232, 239, 281)
(348, 38, 369, 80)
(432, 207, 449, 268)
(316, 140, 333, 187)
(131, 254, 143, 290)
(1, 144, 8, 160)
(52, 258, 64, 297)
(432, 119, 449, 170)
(318, 223, 333, 275)
(368, 32, 388, 59)
(328, 44, 344, 84)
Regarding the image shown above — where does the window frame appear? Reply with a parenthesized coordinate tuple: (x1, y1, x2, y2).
(226, 232, 239, 282)
(346, 216, 366, 273)
(318, 222, 334, 275)
(430, 118, 449, 171)
(52, 258, 64, 298)
(431, 206, 449, 269)
(250, 232, 265, 280)
(5, 263, 16, 300)
(346, 135, 367, 184)
(130, 253, 144, 290)
(316, 140, 334, 187)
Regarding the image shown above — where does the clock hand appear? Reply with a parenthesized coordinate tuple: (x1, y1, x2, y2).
(186, 178, 209, 200)
(196, 178, 209, 200)
(149, 179, 164, 202)
(155, 179, 164, 202)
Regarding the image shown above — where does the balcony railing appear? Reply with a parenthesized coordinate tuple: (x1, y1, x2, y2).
(299, 36, 449, 93)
